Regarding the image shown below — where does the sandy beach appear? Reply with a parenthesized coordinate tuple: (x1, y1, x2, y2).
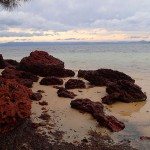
(30, 73, 150, 149)
(0, 50, 150, 150)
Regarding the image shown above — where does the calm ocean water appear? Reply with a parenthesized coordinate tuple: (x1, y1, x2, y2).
(1, 43, 150, 77)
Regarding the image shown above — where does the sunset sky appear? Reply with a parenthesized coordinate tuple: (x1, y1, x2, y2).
(0, 0, 150, 43)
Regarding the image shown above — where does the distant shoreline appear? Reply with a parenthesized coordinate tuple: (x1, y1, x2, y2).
(0, 40, 149, 47)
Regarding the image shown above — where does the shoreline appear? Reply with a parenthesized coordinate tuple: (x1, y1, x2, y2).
(0, 50, 150, 149)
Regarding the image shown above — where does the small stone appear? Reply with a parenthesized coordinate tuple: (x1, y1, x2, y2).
(39, 101, 48, 106)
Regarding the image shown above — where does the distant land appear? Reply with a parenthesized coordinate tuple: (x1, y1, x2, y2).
(0, 41, 149, 47)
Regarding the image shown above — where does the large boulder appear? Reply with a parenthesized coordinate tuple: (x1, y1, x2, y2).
(18, 51, 61, 76)
(102, 80, 147, 104)
(71, 99, 125, 132)
(40, 77, 63, 85)
(19, 50, 75, 77)
(78, 69, 135, 86)
(0, 78, 32, 133)
(2, 68, 39, 88)
(65, 79, 86, 89)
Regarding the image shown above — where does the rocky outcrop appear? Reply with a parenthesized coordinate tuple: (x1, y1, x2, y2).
(57, 87, 76, 99)
(65, 79, 86, 89)
(71, 99, 125, 132)
(40, 77, 63, 85)
(78, 69, 135, 86)
(0, 54, 19, 69)
(102, 80, 147, 104)
(4, 59, 19, 68)
(78, 70, 95, 78)
(2, 68, 39, 88)
(63, 69, 75, 77)
(0, 54, 5, 69)
(0, 78, 31, 133)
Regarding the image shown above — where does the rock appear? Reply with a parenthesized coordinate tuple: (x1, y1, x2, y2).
(0, 78, 32, 133)
(65, 79, 86, 89)
(19, 79, 33, 88)
(2, 67, 39, 88)
(4, 59, 19, 68)
(37, 90, 45, 93)
(71, 99, 125, 132)
(39, 113, 50, 121)
(18, 50, 64, 76)
(57, 87, 76, 99)
(64, 69, 75, 77)
(39, 101, 48, 106)
(0, 54, 5, 69)
(18, 50, 75, 77)
(40, 77, 63, 85)
(102, 80, 147, 104)
(78, 70, 95, 78)
(30, 92, 42, 101)
(78, 69, 135, 86)
(0, 54, 19, 69)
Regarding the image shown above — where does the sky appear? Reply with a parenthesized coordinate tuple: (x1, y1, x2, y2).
(0, 0, 150, 43)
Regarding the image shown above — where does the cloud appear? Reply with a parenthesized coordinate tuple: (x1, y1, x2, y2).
(1, 0, 150, 41)
(0, 31, 44, 37)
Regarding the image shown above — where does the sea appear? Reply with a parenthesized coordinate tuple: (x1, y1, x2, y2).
(1, 43, 150, 149)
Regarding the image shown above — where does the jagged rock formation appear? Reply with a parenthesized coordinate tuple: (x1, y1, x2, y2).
(18, 50, 75, 77)
(0, 78, 31, 133)
(102, 80, 147, 104)
(2, 67, 39, 88)
(78, 69, 135, 86)
(71, 98, 125, 132)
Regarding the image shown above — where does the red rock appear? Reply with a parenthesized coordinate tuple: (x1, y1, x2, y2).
(57, 87, 76, 99)
(0, 54, 5, 69)
(40, 77, 63, 85)
(30, 92, 42, 101)
(18, 50, 64, 76)
(2, 67, 39, 88)
(65, 79, 86, 89)
(102, 80, 147, 104)
(0, 78, 31, 133)
(4, 59, 19, 68)
(78, 69, 135, 86)
(39, 101, 48, 106)
(71, 99, 125, 132)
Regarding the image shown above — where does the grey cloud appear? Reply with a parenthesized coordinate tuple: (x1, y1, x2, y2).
(1, 0, 150, 34)
(0, 31, 44, 37)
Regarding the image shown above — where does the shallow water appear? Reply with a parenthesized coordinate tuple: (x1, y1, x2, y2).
(1, 43, 150, 149)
